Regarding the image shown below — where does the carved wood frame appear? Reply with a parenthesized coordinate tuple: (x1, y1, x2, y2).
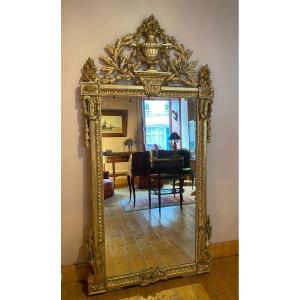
(80, 15, 214, 295)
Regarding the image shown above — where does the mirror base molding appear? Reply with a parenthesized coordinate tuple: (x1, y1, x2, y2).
(88, 263, 210, 295)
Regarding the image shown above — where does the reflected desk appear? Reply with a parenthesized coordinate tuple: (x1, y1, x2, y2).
(103, 152, 131, 185)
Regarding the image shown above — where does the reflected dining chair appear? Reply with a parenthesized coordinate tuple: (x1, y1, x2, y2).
(148, 157, 184, 211)
(128, 151, 150, 206)
(177, 148, 194, 189)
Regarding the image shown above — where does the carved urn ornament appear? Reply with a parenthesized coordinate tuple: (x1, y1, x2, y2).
(80, 15, 214, 295)
(84, 15, 202, 92)
(132, 16, 173, 95)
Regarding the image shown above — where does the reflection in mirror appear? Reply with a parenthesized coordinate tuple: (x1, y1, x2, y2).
(102, 96, 197, 277)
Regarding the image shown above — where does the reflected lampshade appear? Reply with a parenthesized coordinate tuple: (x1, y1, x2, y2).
(168, 132, 181, 141)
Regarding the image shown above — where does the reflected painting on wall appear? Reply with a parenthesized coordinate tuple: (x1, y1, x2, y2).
(101, 109, 128, 137)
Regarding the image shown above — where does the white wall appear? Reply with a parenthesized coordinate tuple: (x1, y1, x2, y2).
(62, 0, 238, 265)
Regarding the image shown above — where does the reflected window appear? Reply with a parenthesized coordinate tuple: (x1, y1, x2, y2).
(143, 100, 170, 150)
(189, 120, 196, 156)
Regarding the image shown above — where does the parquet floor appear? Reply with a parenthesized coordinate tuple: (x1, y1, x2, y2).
(105, 187, 195, 277)
(61, 255, 239, 300)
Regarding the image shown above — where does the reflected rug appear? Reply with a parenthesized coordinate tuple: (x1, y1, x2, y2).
(120, 194, 195, 212)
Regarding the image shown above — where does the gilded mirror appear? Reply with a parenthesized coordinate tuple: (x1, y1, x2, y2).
(80, 15, 214, 295)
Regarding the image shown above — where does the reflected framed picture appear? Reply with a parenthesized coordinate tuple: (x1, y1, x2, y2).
(101, 109, 128, 137)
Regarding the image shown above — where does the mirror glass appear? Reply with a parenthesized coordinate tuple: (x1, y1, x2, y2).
(102, 96, 197, 277)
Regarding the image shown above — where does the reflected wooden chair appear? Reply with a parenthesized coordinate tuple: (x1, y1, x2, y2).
(177, 148, 194, 189)
(148, 158, 184, 211)
(128, 151, 150, 206)
(156, 150, 178, 197)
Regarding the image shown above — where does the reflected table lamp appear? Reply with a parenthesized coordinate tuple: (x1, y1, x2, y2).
(168, 132, 181, 151)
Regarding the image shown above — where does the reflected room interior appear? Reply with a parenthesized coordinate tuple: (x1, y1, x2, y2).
(102, 96, 197, 277)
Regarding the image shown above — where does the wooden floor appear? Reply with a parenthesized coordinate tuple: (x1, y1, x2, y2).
(61, 255, 238, 299)
(105, 186, 195, 277)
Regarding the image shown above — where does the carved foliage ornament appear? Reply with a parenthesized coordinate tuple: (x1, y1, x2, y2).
(140, 267, 168, 286)
(81, 57, 99, 82)
(198, 65, 214, 143)
(198, 215, 213, 265)
(98, 15, 198, 87)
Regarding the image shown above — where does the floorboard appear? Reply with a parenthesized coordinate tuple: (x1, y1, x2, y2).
(105, 186, 196, 276)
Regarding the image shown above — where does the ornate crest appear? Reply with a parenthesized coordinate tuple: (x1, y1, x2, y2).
(98, 15, 198, 91)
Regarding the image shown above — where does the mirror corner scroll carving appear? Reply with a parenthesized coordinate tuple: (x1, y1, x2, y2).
(80, 15, 214, 295)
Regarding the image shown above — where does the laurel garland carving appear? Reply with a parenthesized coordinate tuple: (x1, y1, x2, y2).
(99, 33, 139, 84)
(98, 15, 198, 87)
(160, 35, 197, 86)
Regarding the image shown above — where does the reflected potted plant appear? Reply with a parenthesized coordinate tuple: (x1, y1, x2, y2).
(123, 138, 134, 153)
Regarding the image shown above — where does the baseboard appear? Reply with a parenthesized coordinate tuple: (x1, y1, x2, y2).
(61, 263, 92, 284)
(61, 240, 238, 284)
(208, 240, 238, 258)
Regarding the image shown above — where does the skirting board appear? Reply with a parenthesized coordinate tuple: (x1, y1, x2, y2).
(61, 240, 238, 284)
